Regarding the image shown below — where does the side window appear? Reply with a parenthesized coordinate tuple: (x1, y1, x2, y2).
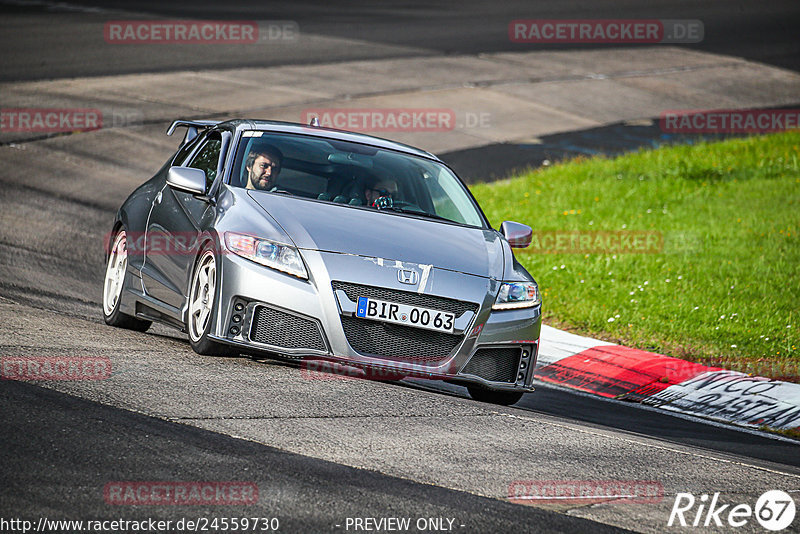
(188, 132, 222, 190)
(172, 130, 205, 166)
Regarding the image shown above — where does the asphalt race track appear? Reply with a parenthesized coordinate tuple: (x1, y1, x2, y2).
(2, 0, 799, 81)
(1, 2, 799, 533)
(1, 379, 622, 533)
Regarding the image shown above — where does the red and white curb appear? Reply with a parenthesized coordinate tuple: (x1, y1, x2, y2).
(537, 325, 800, 432)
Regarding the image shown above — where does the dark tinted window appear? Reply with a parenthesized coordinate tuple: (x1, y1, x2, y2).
(172, 131, 205, 166)
(188, 132, 222, 190)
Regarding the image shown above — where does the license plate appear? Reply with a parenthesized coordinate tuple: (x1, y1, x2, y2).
(355, 297, 455, 334)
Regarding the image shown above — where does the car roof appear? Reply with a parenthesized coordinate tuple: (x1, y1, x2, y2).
(208, 119, 443, 162)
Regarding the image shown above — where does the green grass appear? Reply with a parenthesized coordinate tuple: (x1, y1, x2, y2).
(471, 132, 800, 377)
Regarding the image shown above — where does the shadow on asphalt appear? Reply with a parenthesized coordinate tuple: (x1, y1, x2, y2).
(0, 379, 627, 533)
(441, 105, 800, 184)
(394, 377, 800, 471)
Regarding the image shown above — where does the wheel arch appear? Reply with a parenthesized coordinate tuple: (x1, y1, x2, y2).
(104, 219, 125, 262)
(182, 231, 224, 327)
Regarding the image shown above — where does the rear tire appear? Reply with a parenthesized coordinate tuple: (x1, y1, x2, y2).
(187, 245, 230, 356)
(102, 229, 152, 332)
(467, 386, 524, 406)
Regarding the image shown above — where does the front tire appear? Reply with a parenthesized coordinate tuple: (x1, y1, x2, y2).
(467, 386, 524, 406)
(187, 246, 230, 356)
(102, 229, 152, 332)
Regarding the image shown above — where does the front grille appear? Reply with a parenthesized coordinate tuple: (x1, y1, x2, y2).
(332, 281, 477, 317)
(249, 306, 327, 352)
(462, 347, 521, 383)
(332, 281, 478, 363)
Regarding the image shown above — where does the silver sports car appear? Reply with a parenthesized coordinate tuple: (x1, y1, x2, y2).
(103, 119, 541, 405)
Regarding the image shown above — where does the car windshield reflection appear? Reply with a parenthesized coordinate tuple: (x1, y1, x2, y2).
(230, 131, 485, 228)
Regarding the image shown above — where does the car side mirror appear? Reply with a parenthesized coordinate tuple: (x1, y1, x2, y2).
(167, 166, 206, 195)
(500, 221, 532, 248)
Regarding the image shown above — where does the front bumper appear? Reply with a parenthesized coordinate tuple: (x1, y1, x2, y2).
(210, 249, 541, 390)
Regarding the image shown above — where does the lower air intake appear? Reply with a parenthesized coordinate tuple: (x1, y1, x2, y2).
(249, 306, 327, 352)
(461, 347, 521, 384)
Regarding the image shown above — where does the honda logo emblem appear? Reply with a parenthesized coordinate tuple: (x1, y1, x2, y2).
(397, 269, 419, 285)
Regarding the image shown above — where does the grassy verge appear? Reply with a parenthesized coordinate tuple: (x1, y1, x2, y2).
(471, 132, 799, 379)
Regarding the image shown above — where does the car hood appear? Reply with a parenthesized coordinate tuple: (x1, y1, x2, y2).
(248, 191, 505, 279)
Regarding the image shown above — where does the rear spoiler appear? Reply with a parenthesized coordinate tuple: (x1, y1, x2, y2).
(166, 119, 221, 146)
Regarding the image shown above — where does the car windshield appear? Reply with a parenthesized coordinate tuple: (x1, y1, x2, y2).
(230, 131, 486, 228)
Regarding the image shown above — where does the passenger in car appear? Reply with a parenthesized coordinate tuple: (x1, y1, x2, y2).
(244, 145, 283, 191)
(365, 178, 398, 208)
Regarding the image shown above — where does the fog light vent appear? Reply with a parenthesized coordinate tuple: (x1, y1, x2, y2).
(461, 347, 521, 384)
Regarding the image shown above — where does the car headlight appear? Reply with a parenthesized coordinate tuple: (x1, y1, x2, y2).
(493, 282, 540, 310)
(224, 232, 308, 279)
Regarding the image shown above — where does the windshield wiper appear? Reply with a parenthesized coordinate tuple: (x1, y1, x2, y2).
(383, 206, 452, 222)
